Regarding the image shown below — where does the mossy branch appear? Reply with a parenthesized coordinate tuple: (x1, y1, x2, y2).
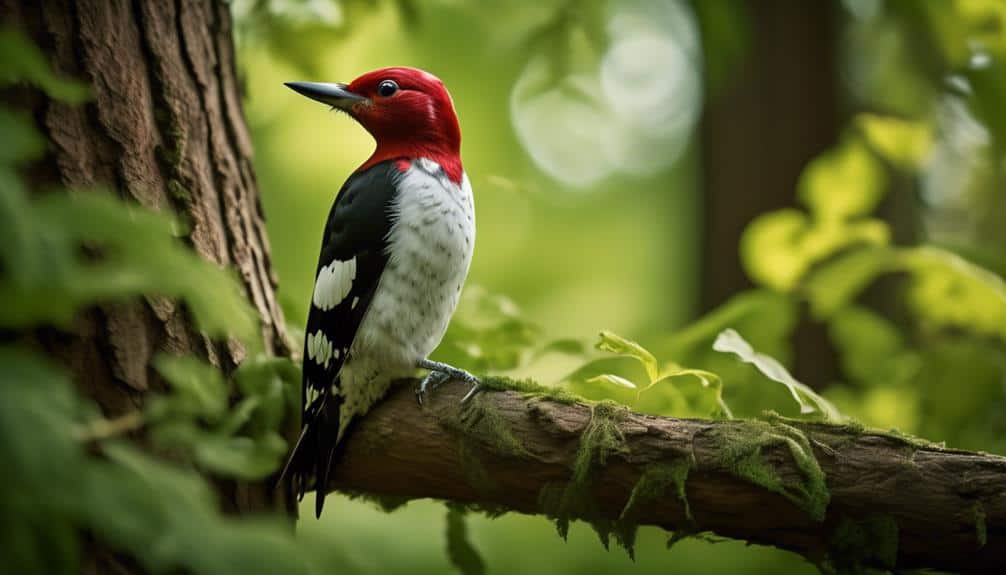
(325, 378, 1006, 574)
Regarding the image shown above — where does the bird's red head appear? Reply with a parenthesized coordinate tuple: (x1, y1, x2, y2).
(286, 67, 463, 183)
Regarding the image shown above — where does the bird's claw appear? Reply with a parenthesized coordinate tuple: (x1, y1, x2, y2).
(459, 382, 483, 404)
(415, 370, 451, 406)
(415, 359, 483, 407)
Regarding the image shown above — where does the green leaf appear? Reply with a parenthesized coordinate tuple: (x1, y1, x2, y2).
(152, 355, 228, 422)
(587, 374, 638, 389)
(0, 348, 87, 574)
(193, 433, 287, 480)
(0, 191, 260, 348)
(0, 26, 91, 103)
(828, 306, 922, 387)
(650, 368, 734, 419)
(741, 208, 890, 292)
(803, 246, 900, 319)
(84, 442, 312, 575)
(445, 505, 486, 575)
(740, 209, 812, 291)
(713, 329, 843, 421)
(233, 355, 300, 433)
(855, 113, 934, 169)
(436, 285, 541, 373)
(902, 246, 1006, 340)
(595, 330, 659, 382)
(0, 109, 45, 165)
(798, 137, 887, 221)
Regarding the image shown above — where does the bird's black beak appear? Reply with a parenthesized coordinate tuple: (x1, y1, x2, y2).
(285, 81, 367, 109)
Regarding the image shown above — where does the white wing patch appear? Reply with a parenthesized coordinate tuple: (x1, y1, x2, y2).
(313, 257, 357, 310)
(306, 330, 334, 367)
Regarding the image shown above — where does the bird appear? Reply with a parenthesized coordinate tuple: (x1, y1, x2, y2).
(279, 67, 480, 517)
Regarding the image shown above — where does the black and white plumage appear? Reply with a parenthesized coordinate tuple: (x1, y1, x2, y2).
(286, 158, 475, 515)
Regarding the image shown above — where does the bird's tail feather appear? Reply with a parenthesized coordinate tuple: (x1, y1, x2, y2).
(313, 394, 343, 518)
(278, 388, 346, 518)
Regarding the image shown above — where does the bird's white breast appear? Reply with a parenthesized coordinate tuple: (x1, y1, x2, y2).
(338, 159, 474, 423)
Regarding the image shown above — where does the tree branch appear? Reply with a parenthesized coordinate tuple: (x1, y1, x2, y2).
(328, 380, 1006, 573)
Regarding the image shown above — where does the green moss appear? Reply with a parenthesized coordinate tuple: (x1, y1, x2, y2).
(480, 375, 581, 405)
(827, 515, 899, 571)
(974, 501, 988, 548)
(439, 394, 534, 496)
(454, 394, 532, 459)
(712, 419, 830, 521)
(614, 457, 695, 558)
(538, 401, 630, 546)
(765, 411, 942, 454)
(166, 179, 192, 204)
(571, 401, 629, 484)
(456, 438, 498, 496)
(445, 504, 486, 575)
(341, 490, 414, 513)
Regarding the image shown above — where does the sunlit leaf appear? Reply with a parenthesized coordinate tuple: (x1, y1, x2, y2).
(740, 209, 812, 291)
(595, 330, 659, 382)
(650, 367, 733, 419)
(856, 113, 934, 169)
(741, 207, 890, 292)
(798, 137, 887, 221)
(713, 329, 842, 421)
(587, 374, 638, 389)
(902, 246, 1006, 340)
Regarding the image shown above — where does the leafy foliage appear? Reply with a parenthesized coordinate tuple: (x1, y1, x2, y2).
(147, 355, 296, 480)
(712, 330, 840, 422)
(572, 330, 732, 419)
(0, 28, 309, 575)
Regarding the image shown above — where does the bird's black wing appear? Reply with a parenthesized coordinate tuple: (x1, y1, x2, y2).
(282, 160, 402, 514)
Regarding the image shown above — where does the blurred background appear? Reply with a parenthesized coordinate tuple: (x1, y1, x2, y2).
(234, 0, 1006, 573)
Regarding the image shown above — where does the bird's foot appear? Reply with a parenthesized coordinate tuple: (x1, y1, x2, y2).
(415, 370, 451, 406)
(415, 359, 482, 406)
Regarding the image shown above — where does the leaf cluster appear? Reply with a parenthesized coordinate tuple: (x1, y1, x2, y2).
(0, 27, 312, 575)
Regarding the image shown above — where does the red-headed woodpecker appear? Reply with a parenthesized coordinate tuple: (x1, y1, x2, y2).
(280, 68, 479, 517)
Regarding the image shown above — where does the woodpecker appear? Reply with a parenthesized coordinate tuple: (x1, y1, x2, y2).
(280, 68, 479, 517)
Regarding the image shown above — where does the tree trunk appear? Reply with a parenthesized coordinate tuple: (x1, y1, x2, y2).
(1, 0, 290, 514)
(699, 0, 842, 385)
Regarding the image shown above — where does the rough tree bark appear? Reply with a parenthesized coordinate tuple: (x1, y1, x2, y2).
(332, 380, 1006, 574)
(1, 0, 290, 512)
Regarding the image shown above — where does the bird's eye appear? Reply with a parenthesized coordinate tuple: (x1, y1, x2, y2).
(377, 80, 399, 97)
